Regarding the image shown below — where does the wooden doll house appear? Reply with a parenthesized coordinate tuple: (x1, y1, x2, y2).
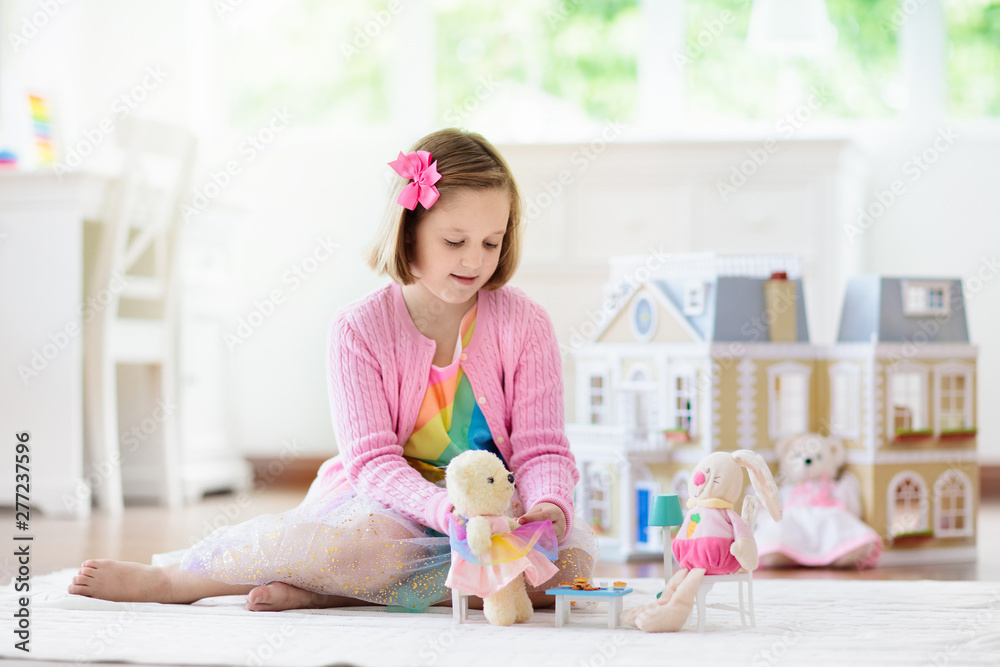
(567, 254, 978, 565)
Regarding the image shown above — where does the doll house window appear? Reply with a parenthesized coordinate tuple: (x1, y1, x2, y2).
(888, 366, 928, 436)
(671, 470, 691, 507)
(670, 372, 696, 433)
(933, 470, 973, 538)
(683, 281, 705, 316)
(622, 364, 658, 434)
(587, 374, 609, 425)
(585, 467, 612, 533)
(887, 472, 929, 538)
(902, 281, 950, 317)
(933, 362, 974, 434)
(630, 293, 657, 342)
(830, 363, 861, 440)
(768, 362, 811, 439)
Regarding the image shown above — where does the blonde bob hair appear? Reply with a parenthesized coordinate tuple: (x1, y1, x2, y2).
(366, 128, 522, 290)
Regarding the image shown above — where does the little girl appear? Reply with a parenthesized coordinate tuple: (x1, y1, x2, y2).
(68, 128, 597, 612)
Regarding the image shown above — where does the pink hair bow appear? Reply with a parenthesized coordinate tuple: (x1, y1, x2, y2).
(389, 150, 441, 210)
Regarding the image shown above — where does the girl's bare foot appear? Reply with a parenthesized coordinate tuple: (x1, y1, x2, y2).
(245, 582, 363, 612)
(68, 560, 253, 604)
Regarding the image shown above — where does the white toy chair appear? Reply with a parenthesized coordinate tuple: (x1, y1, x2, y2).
(452, 584, 473, 623)
(692, 495, 759, 632)
(450, 542, 474, 623)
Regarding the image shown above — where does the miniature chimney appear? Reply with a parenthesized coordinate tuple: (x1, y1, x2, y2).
(764, 271, 797, 342)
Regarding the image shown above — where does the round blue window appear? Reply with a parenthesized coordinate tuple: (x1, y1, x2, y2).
(634, 296, 653, 338)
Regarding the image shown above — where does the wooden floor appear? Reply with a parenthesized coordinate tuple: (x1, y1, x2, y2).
(3, 488, 998, 584)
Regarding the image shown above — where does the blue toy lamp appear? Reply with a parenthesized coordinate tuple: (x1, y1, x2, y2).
(648, 494, 685, 592)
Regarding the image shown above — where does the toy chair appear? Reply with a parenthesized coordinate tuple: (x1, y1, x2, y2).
(449, 540, 474, 624)
(451, 574, 473, 624)
(692, 495, 759, 632)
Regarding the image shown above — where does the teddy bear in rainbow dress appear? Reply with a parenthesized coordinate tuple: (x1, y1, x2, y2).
(754, 433, 882, 569)
(444, 450, 560, 626)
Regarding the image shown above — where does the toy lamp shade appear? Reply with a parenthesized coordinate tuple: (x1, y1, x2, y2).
(649, 494, 685, 528)
(649, 494, 684, 590)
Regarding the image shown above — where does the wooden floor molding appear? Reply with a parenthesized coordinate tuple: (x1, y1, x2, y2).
(982, 464, 1000, 498)
(246, 455, 325, 490)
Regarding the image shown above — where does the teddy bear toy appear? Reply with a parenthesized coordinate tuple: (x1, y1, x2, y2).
(754, 433, 882, 569)
(622, 449, 782, 633)
(444, 450, 559, 626)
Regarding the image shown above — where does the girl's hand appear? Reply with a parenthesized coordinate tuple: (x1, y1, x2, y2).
(517, 502, 566, 540)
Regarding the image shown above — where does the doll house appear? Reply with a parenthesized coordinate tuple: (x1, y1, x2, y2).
(567, 254, 979, 565)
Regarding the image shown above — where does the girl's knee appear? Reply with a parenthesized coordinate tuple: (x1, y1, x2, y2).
(526, 547, 595, 595)
(555, 547, 595, 580)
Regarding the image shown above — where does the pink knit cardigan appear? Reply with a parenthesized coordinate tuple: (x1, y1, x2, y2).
(326, 281, 579, 538)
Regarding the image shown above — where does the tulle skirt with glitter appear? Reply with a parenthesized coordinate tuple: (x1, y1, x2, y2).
(152, 456, 599, 612)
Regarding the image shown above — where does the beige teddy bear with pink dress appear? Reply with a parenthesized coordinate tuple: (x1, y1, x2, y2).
(444, 451, 559, 626)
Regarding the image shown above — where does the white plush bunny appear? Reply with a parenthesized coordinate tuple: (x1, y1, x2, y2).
(622, 450, 782, 633)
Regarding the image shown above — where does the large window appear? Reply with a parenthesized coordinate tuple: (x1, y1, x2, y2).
(435, 0, 640, 130)
(220, 0, 396, 128)
(945, 0, 1000, 117)
(217, 0, 1000, 135)
(685, 0, 903, 121)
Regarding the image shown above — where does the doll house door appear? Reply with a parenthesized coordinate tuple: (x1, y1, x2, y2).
(635, 480, 660, 549)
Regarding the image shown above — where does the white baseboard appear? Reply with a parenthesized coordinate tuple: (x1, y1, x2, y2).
(878, 546, 977, 567)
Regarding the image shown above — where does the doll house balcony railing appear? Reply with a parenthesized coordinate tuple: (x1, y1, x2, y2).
(566, 424, 674, 462)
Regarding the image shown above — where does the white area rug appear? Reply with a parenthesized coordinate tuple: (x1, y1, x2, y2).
(2, 570, 999, 667)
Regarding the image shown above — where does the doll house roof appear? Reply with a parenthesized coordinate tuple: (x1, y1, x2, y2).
(591, 252, 811, 345)
(647, 276, 811, 343)
(836, 276, 970, 343)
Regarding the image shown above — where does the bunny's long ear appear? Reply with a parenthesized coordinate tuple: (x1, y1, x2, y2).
(732, 449, 782, 522)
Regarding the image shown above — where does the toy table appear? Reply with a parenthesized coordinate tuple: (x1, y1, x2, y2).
(545, 585, 634, 629)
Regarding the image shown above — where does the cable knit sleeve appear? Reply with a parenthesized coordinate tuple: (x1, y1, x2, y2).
(327, 315, 454, 534)
(505, 302, 579, 539)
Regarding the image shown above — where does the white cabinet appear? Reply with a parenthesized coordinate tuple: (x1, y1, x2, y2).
(0, 171, 104, 518)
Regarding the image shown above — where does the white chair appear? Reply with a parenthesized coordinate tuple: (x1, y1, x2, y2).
(450, 539, 477, 623)
(452, 585, 473, 624)
(83, 117, 196, 514)
(692, 495, 759, 632)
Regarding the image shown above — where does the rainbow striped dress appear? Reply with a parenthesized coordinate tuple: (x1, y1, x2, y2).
(401, 301, 505, 483)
